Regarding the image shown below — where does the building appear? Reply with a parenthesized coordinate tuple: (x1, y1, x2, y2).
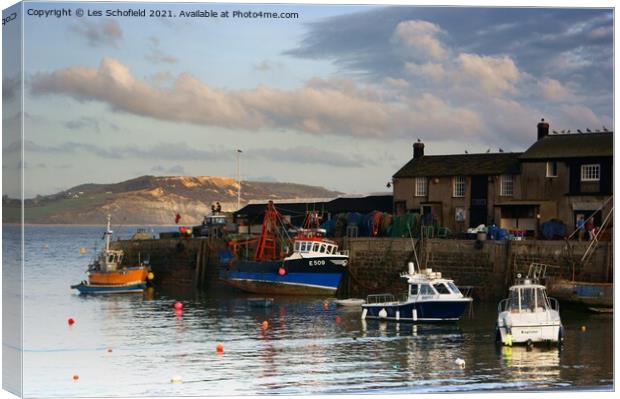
(393, 120, 613, 235)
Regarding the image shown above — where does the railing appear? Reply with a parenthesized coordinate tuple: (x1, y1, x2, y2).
(548, 297, 560, 312)
(498, 298, 509, 313)
(338, 250, 350, 256)
(366, 294, 396, 304)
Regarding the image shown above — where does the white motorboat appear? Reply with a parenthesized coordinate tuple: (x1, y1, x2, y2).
(496, 264, 564, 346)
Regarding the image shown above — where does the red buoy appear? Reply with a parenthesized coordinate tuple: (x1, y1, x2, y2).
(278, 267, 286, 276)
(335, 316, 342, 324)
(68, 318, 75, 326)
(72, 375, 79, 381)
(174, 301, 183, 311)
(261, 320, 269, 330)
(216, 343, 224, 354)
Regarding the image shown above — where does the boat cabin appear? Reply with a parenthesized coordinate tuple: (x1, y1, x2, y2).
(293, 239, 339, 255)
(408, 279, 463, 299)
(96, 249, 124, 272)
(500, 282, 558, 313)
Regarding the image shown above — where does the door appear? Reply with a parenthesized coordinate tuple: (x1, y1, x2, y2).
(469, 175, 488, 227)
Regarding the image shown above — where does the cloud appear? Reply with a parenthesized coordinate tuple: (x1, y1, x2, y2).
(145, 36, 178, 64)
(151, 164, 186, 174)
(539, 78, 571, 102)
(405, 62, 446, 82)
(3, 75, 20, 100)
(249, 146, 375, 168)
(71, 19, 122, 47)
(64, 117, 101, 133)
(393, 20, 447, 61)
(457, 53, 521, 95)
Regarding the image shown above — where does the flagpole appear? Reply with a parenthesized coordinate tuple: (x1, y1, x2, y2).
(236, 149, 242, 211)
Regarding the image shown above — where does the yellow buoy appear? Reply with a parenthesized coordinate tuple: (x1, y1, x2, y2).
(504, 334, 513, 347)
(147, 272, 155, 281)
(581, 325, 587, 332)
(170, 376, 182, 384)
(79, 247, 87, 254)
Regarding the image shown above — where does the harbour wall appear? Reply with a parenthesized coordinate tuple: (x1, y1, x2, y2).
(112, 237, 612, 301)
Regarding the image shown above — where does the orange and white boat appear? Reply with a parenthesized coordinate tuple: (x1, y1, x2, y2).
(71, 215, 151, 294)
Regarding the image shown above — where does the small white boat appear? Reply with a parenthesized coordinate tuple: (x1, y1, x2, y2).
(496, 264, 563, 346)
(335, 298, 365, 307)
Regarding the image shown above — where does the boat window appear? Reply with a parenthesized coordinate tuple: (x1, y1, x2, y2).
(410, 284, 418, 296)
(433, 283, 451, 294)
(419, 284, 435, 296)
(300, 242, 307, 252)
(313, 243, 320, 252)
(319, 244, 326, 253)
(535, 288, 548, 310)
(294, 242, 300, 251)
(520, 288, 536, 311)
(447, 282, 461, 294)
(108, 254, 114, 263)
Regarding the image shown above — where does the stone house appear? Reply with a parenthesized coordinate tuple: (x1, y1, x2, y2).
(392, 120, 613, 236)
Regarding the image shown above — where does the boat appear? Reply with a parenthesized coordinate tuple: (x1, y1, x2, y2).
(496, 264, 563, 346)
(220, 201, 349, 295)
(71, 215, 151, 294)
(546, 278, 612, 308)
(335, 298, 366, 307)
(361, 262, 473, 322)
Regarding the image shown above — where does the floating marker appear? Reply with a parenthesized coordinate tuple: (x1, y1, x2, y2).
(278, 267, 286, 276)
(147, 272, 155, 281)
(72, 375, 79, 381)
(170, 375, 183, 384)
(335, 316, 342, 324)
(581, 326, 587, 332)
(322, 302, 329, 311)
(174, 301, 183, 311)
(107, 348, 113, 353)
(79, 247, 87, 254)
(216, 343, 224, 354)
(455, 358, 466, 368)
(261, 320, 269, 330)
(68, 318, 75, 326)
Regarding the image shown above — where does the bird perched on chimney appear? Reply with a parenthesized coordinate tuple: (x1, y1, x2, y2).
(464, 150, 468, 154)
(499, 148, 504, 153)
(586, 128, 592, 132)
(577, 129, 583, 133)
(417, 138, 421, 142)
(486, 149, 490, 153)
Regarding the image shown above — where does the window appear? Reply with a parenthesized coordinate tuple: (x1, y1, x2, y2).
(433, 283, 451, 294)
(546, 161, 558, 177)
(453, 176, 465, 197)
(447, 282, 461, 295)
(319, 244, 326, 253)
(294, 242, 300, 251)
(500, 175, 514, 196)
(312, 243, 320, 252)
(410, 285, 418, 296)
(419, 284, 435, 296)
(581, 164, 600, 181)
(415, 177, 427, 197)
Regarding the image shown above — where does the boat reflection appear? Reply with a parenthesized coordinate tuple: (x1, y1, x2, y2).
(498, 345, 561, 381)
(360, 318, 464, 338)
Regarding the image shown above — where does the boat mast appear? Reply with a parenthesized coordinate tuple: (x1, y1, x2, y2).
(105, 214, 112, 252)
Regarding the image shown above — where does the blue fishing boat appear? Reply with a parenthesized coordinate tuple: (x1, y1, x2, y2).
(220, 201, 348, 296)
(362, 262, 472, 322)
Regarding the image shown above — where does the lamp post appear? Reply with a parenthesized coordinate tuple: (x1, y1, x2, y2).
(236, 149, 242, 211)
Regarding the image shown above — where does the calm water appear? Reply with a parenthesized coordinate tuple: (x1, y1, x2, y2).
(3, 225, 614, 397)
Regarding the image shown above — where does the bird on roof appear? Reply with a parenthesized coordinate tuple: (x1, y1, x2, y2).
(386, 182, 392, 188)
(586, 128, 592, 132)
(595, 129, 600, 132)
(577, 129, 583, 133)
(464, 150, 468, 154)
(603, 126, 608, 132)
(552, 130, 558, 134)
(567, 129, 571, 133)
(486, 148, 490, 153)
(499, 148, 504, 153)
(561, 130, 565, 133)
(417, 138, 421, 142)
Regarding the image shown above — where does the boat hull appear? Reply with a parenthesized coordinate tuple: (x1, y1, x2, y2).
(88, 267, 148, 285)
(220, 258, 345, 296)
(362, 299, 472, 322)
(71, 282, 146, 294)
(546, 278, 612, 307)
(497, 311, 563, 345)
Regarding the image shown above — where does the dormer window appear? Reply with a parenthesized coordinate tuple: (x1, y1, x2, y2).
(581, 164, 600, 181)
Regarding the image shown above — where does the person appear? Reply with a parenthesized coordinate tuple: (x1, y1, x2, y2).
(585, 218, 595, 241)
(576, 215, 585, 241)
(216, 202, 222, 212)
(211, 204, 216, 213)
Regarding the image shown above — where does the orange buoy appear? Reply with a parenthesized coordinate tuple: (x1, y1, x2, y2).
(216, 343, 224, 354)
(261, 320, 269, 330)
(335, 316, 342, 324)
(174, 301, 183, 311)
(68, 318, 75, 326)
(79, 247, 86, 254)
(581, 326, 587, 332)
(72, 375, 79, 381)
(107, 348, 113, 353)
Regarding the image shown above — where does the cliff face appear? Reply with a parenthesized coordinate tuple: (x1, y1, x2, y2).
(5, 175, 341, 225)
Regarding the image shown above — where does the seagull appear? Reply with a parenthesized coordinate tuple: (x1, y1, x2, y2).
(586, 128, 592, 132)
(552, 130, 558, 134)
(603, 126, 608, 132)
(417, 138, 421, 143)
(455, 358, 466, 368)
(499, 148, 504, 153)
(567, 129, 571, 133)
(561, 130, 565, 133)
(577, 129, 583, 133)
(386, 182, 392, 188)
(465, 150, 469, 154)
(486, 148, 490, 153)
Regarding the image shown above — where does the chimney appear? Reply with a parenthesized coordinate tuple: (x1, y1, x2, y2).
(413, 141, 425, 159)
(537, 118, 549, 140)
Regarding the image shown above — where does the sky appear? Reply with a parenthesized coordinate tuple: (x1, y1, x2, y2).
(2, 1, 615, 198)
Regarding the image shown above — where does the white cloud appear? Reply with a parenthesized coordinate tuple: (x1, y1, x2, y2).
(404, 62, 446, 82)
(71, 19, 122, 47)
(393, 20, 447, 61)
(457, 53, 521, 95)
(539, 78, 571, 102)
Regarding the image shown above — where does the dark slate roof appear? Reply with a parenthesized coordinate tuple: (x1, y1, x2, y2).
(393, 153, 522, 178)
(326, 195, 393, 214)
(520, 132, 613, 160)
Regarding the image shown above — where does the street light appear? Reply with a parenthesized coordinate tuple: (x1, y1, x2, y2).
(236, 149, 242, 211)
